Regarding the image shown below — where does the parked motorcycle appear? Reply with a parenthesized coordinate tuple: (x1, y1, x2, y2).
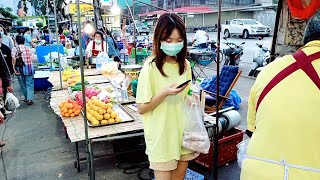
(248, 43, 271, 77)
(222, 37, 245, 66)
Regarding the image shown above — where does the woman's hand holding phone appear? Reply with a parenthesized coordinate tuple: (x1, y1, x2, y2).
(163, 82, 188, 96)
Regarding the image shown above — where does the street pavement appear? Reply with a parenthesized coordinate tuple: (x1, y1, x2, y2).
(0, 34, 261, 179)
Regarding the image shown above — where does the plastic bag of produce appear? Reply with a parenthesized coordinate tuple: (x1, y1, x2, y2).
(183, 94, 210, 154)
(100, 62, 119, 75)
(5, 93, 20, 111)
(237, 135, 250, 168)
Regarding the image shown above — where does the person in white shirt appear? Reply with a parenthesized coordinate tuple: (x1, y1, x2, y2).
(0, 25, 14, 49)
(192, 28, 209, 48)
(85, 31, 108, 58)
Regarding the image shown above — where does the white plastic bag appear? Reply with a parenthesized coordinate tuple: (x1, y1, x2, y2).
(237, 135, 250, 168)
(183, 94, 210, 154)
(5, 93, 20, 111)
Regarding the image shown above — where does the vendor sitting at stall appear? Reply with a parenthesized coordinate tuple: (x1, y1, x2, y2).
(85, 31, 108, 59)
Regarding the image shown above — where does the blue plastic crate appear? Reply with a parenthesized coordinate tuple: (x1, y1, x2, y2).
(34, 77, 53, 91)
(153, 168, 204, 180)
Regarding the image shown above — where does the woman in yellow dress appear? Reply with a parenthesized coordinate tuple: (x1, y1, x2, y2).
(136, 13, 195, 180)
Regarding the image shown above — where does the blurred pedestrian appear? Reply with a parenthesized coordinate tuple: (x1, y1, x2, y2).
(11, 35, 34, 105)
(106, 29, 120, 62)
(23, 27, 36, 48)
(192, 28, 209, 48)
(0, 25, 14, 49)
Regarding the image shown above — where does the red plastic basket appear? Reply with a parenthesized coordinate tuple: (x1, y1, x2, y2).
(193, 128, 244, 169)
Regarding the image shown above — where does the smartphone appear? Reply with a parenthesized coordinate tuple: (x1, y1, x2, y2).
(176, 80, 191, 89)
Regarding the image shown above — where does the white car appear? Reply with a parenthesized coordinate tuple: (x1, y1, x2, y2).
(223, 19, 271, 39)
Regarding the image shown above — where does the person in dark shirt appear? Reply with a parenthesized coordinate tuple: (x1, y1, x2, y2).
(0, 33, 13, 147)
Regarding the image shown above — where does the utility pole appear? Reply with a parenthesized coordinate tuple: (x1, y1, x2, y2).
(93, 0, 103, 30)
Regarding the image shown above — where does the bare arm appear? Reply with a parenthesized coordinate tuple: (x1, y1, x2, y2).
(137, 83, 188, 115)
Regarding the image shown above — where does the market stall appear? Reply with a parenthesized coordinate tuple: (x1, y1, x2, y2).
(48, 68, 145, 172)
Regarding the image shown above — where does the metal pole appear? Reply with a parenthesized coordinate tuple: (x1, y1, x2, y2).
(76, 0, 92, 179)
(46, 0, 52, 70)
(132, 0, 137, 64)
(270, 0, 283, 62)
(211, 0, 222, 179)
(53, 0, 63, 90)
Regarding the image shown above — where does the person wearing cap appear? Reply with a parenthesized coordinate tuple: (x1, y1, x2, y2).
(11, 35, 34, 105)
(0, 25, 14, 49)
(192, 28, 209, 48)
(240, 11, 320, 180)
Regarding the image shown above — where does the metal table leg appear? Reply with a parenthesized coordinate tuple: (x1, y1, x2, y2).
(74, 142, 81, 172)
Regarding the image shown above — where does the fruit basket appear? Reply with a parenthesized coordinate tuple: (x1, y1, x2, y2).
(84, 101, 135, 127)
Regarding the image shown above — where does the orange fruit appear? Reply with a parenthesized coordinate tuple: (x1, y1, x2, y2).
(101, 120, 108, 125)
(98, 109, 104, 115)
(104, 113, 110, 120)
(70, 113, 75, 117)
(115, 117, 122, 122)
(96, 115, 103, 121)
(68, 109, 73, 114)
(64, 113, 70, 117)
(66, 103, 73, 109)
(111, 112, 117, 119)
(74, 110, 80, 116)
(107, 108, 113, 114)
(106, 103, 113, 109)
(108, 118, 115, 124)
(61, 107, 68, 113)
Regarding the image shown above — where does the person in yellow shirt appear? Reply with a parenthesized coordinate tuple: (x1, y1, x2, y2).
(241, 11, 320, 180)
(136, 13, 195, 180)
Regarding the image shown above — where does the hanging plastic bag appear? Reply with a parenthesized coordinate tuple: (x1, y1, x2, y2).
(237, 135, 250, 168)
(183, 94, 210, 154)
(5, 93, 20, 111)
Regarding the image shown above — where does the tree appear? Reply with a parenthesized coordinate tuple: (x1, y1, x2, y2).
(36, 22, 44, 28)
(17, 20, 23, 26)
(0, 7, 18, 20)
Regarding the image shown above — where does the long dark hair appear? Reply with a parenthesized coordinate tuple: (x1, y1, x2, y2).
(153, 13, 187, 76)
(106, 29, 118, 49)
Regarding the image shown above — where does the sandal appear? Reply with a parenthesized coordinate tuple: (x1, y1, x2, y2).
(27, 100, 33, 105)
(0, 141, 5, 147)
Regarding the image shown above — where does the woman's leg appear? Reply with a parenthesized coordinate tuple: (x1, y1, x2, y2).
(171, 161, 189, 180)
(154, 171, 172, 180)
(16, 75, 27, 99)
(25, 75, 34, 101)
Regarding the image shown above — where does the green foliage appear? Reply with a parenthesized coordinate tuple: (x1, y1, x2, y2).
(0, 7, 18, 20)
(17, 20, 23, 26)
(36, 22, 44, 28)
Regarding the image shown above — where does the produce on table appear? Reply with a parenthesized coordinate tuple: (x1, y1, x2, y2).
(70, 81, 89, 91)
(62, 68, 80, 82)
(86, 99, 122, 125)
(75, 92, 89, 106)
(100, 62, 119, 75)
(85, 87, 100, 99)
(59, 100, 82, 117)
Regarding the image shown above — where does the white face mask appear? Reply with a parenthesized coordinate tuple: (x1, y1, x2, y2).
(95, 39, 101, 44)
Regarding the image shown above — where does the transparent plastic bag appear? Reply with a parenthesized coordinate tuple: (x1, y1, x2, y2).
(5, 93, 20, 111)
(183, 94, 210, 154)
(237, 135, 250, 168)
